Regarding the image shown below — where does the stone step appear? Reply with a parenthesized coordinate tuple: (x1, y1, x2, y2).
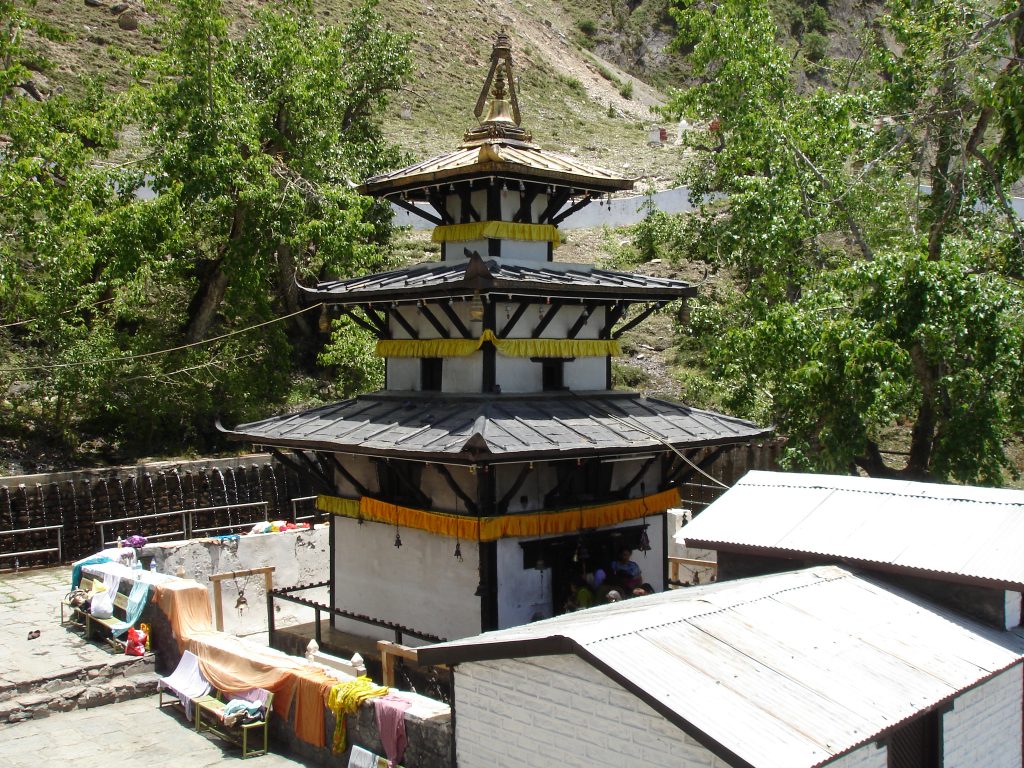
(0, 654, 158, 725)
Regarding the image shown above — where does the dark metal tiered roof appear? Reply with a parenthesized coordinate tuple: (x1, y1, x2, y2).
(220, 391, 769, 462)
(302, 255, 694, 304)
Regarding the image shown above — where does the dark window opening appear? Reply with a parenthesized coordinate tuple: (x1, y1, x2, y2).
(375, 460, 426, 508)
(534, 357, 572, 391)
(544, 459, 614, 507)
(888, 709, 940, 768)
(421, 357, 443, 391)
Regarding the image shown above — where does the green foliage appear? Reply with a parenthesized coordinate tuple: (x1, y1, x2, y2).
(664, 0, 1024, 482)
(560, 74, 586, 96)
(618, 79, 634, 99)
(0, 0, 410, 459)
(578, 18, 598, 36)
(319, 315, 384, 397)
(805, 4, 828, 34)
(612, 362, 652, 389)
(631, 193, 684, 263)
(803, 31, 827, 63)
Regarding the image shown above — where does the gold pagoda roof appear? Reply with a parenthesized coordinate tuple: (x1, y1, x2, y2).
(357, 142, 635, 197)
(357, 32, 635, 199)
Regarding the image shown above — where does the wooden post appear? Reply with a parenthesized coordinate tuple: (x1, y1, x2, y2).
(377, 640, 421, 689)
(209, 566, 276, 633)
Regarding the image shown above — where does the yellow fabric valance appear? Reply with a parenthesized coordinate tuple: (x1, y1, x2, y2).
(375, 330, 621, 359)
(317, 487, 680, 543)
(431, 221, 561, 248)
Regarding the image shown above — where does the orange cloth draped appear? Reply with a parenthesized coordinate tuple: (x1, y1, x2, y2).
(152, 579, 348, 748)
(187, 630, 302, 719)
(152, 579, 213, 652)
(291, 666, 342, 748)
(319, 487, 681, 541)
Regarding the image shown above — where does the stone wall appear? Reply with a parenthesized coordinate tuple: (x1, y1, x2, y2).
(0, 454, 315, 567)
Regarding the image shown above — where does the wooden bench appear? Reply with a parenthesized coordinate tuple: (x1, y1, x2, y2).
(194, 688, 274, 758)
(61, 576, 98, 626)
(61, 576, 137, 645)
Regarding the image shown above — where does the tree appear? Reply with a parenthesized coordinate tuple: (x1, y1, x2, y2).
(665, 0, 1024, 483)
(1, 0, 411, 459)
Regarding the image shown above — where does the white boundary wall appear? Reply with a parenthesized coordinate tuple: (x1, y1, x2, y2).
(451, 655, 1023, 768)
(454, 654, 731, 768)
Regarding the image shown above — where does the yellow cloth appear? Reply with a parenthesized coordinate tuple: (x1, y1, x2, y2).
(375, 330, 621, 359)
(431, 221, 561, 248)
(327, 676, 389, 754)
(319, 487, 681, 542)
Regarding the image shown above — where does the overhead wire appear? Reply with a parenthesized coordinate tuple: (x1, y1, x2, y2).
(569, 390, 729, 490)
(0, 303, 322, 373)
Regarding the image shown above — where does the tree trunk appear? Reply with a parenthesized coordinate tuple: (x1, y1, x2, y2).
(905, 342, 937, 479)
(275, 243, 310, 332)
(183, 258, 229, 344)
(183, 201, 246, 342)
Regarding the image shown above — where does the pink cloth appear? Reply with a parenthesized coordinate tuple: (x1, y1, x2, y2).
(373, 694, 412, 767)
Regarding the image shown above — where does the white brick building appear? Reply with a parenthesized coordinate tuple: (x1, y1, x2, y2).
(419, 566, 1024, 768)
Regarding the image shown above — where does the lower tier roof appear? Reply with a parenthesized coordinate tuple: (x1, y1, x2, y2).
(221, 391, 770, 462)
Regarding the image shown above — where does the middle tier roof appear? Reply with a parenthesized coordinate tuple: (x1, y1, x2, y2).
(303, 253, 695, 305)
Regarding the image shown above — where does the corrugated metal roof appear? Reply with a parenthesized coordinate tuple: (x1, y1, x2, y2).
(678, 470, 1024, 590)
(302, 257, 693, 304)
(357, 143, 634, 197)
(221, 392, 769, 460)
(418, 565, 1024, 768)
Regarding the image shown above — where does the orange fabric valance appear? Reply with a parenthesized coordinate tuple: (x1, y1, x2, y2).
(317, 487, 680, 542)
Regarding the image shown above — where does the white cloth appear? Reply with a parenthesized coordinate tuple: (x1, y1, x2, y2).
(347, 746, 385, 768)
(157, 650, 212, 719)
(83, 560, 175, 587)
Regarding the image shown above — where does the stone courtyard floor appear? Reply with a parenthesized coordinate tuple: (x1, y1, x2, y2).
(4, 696, 314, 767)
(0, 565, 317, 765)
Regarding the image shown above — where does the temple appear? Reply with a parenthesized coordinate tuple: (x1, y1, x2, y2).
(221, 32, 770, 644)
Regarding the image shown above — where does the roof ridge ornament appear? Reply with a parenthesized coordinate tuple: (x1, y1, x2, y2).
(463, 30, 535, 147)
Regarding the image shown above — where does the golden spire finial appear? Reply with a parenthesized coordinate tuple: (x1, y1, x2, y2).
(463, 31, 534, 145)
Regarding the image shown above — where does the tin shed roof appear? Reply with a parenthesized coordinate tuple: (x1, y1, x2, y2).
(221, 391, 769, 461)
(418, 565, 1024, 768)
(678, 470, 1024, 591)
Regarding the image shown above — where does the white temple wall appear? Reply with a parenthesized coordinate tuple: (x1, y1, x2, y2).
(499, 187, 519, 220)
(497, 240, 547, 260)
(445, 238, 488, 260)
(497, 536, 552, 625)
(495, 355, 541, 392)
(443, 353, 483, 392)
(565, 357, 606, 390)
(331, 515, 482, 644)
(332, 453, 378, 496)
(420, 464, 475, 514)
(471, 190, 487, 222)
(387, 358, 418, 390)
(531, 193, 549, 223)
(390, 306, 417, 339)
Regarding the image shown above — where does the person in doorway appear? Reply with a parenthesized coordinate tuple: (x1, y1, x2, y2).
(564, 574, 595, 612)
(610, 547, 642, 591)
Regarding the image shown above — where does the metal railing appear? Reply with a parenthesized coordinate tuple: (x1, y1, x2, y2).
(95, 501, 270, 547)
(289, 495, 319, 524)
(268, 581, 443, 648)
(0, 524, 63, 567)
